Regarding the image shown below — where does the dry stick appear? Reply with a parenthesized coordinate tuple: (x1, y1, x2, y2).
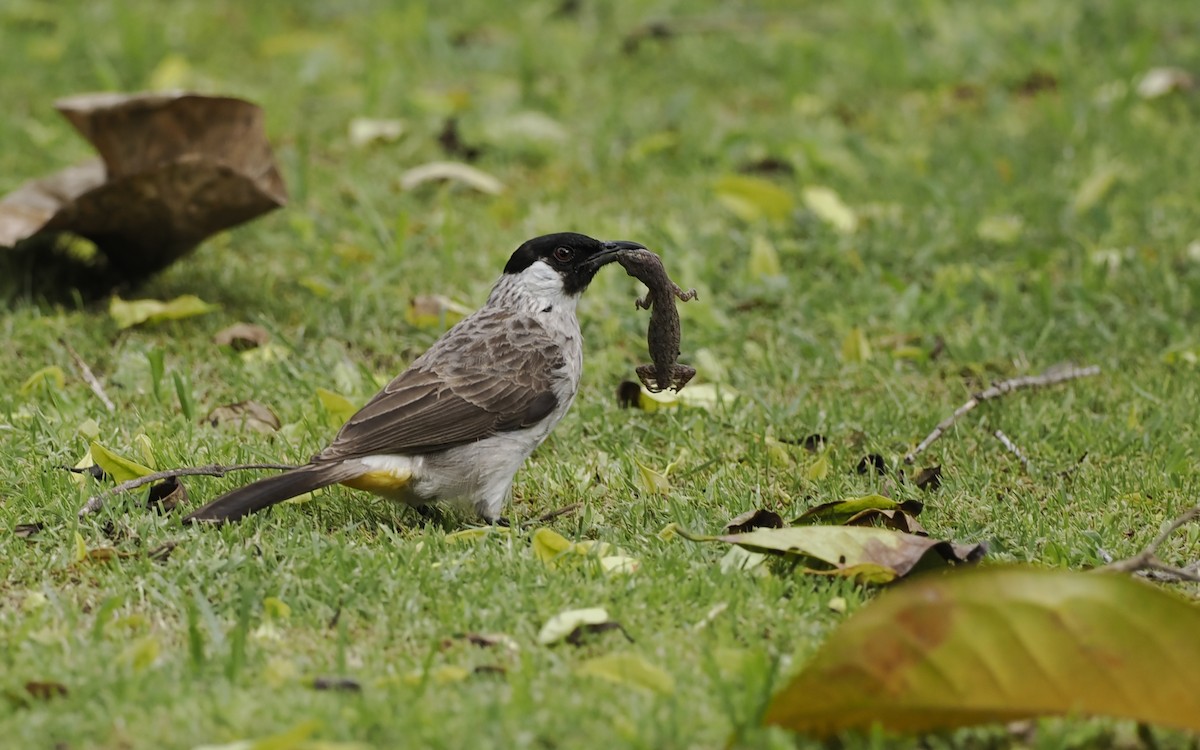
(993, 429, 1032, 473)
(77, 463, 295, 518)
(60, 338, 115, 412)
(904, 364, 1101, 464)
(1099, 504, 1200, 583)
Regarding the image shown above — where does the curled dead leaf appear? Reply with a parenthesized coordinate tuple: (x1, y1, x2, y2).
(723, 508, 784, 534)
(145, 476, 187, 513)
(14, 522, 45, 539)
(0, 92, 287, 277)
(912, 464, 942, 492)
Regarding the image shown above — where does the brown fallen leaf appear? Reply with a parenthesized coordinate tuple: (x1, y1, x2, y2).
(680, 524, 984, 584)
(205, 401, 281, 433)
(24, 681, 68, 701)
(14, 522, 44, 539)
(0, 92, 287, 278)
(615, 380, 642, 408)
(145, 476, 187, 513)
(856, 454, 886, 475)
(311, 677, 362, 692)
(912, 464, 942, 492)
(845, 508, 928, 536)
(213, 322, 270, 350)
(723, 508, 784, 534)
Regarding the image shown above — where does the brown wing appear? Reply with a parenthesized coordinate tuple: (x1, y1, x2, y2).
(314, 311, 564, 462)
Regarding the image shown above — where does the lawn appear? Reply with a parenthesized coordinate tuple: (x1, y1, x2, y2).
(2, 1, 1199, 748)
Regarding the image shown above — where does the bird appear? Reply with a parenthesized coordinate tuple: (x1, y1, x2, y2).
(184, 232, 646, 525)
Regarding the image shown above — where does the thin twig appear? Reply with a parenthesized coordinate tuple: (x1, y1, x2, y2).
(77, 463, 295, 518)
(60, 338, 115, 412)
(993, 429, 1032, 473)
(904, 364, 1100, 464)
(1099, 504, 1200, 583)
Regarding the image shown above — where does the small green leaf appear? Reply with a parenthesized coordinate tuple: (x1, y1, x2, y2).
(577, 653, 675, 695)
(796, 495, 910, 525)
(316, 388, 359, 424)
(748, 234, 782, 278)
(90, 441, 154, 482)
(840, 327, 872, 363)
(713, 175, 794, 223)
(804, 453, 830, 480)
(109, 294, 218, 329)
(802, 186, 857, 233)
(1071, 164, 1121, 215)
(19, 366, 65, 396)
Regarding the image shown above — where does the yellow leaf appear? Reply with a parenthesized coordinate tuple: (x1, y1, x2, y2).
(69, 448, 96, 487)
(147, 53, 192, 89)
(316, 388, 358, 424)
(634, 459, 670, 495)
(109, 295, 218, 329)
(531, 527, 573, 565)
(76, 418, 101, 440)
(538, 607, 611, 645)
(748, 234, 783, 278)
(262, 597, 291, 621)
(600, 555, 640, 574)
(90, 441, 154, 482)
(119, 636, 160, 672)
(713, 175, 794, 223)
(19, 366, 65, 396)
(635, 382, 737, 412)
(577, 653, 675, 695)
(72, 532, 87, 565)
(1072, 164, 1121, 215)
(445, 526, 510, 544)
(802, 186, 857, 233)
(133, 434, 157, 469)
(248, 719, 322, 750)
(805, 453, 830, 480)
(840, 327, 872, 363)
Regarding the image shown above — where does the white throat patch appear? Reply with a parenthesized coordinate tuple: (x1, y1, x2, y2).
(488, 260, 579, 314)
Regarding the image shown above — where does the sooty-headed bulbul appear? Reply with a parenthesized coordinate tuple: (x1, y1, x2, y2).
(184, 232, 646, 525)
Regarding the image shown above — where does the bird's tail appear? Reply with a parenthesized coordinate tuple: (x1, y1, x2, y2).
(183, 463, 359, 524)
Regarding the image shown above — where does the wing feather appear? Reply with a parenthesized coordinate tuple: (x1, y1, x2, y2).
(314, 311, 564, 462)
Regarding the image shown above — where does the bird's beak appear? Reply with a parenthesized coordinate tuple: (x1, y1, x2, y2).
(591, 240, 649, 268)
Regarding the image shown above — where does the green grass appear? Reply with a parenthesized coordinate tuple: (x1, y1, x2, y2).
(2, 1, 1200, 748)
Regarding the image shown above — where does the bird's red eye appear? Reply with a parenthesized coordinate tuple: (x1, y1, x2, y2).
(552, 246, 574, 263)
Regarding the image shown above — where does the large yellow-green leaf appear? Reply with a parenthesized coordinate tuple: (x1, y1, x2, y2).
(682, 525, 982, 583)
(764, 566, 1200, 736)
(109, 294, 218, 329)
(795, 495, 922, 525)
(89, 441, 154, 483)
(712, 175, 793, 223)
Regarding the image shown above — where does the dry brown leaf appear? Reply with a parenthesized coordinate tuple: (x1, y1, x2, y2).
(145, 477, 187, 513)
(723, 508, 784, 534)
(0, 92, 287, 277)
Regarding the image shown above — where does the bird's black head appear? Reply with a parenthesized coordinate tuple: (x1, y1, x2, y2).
(504, 232, 646, 295)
